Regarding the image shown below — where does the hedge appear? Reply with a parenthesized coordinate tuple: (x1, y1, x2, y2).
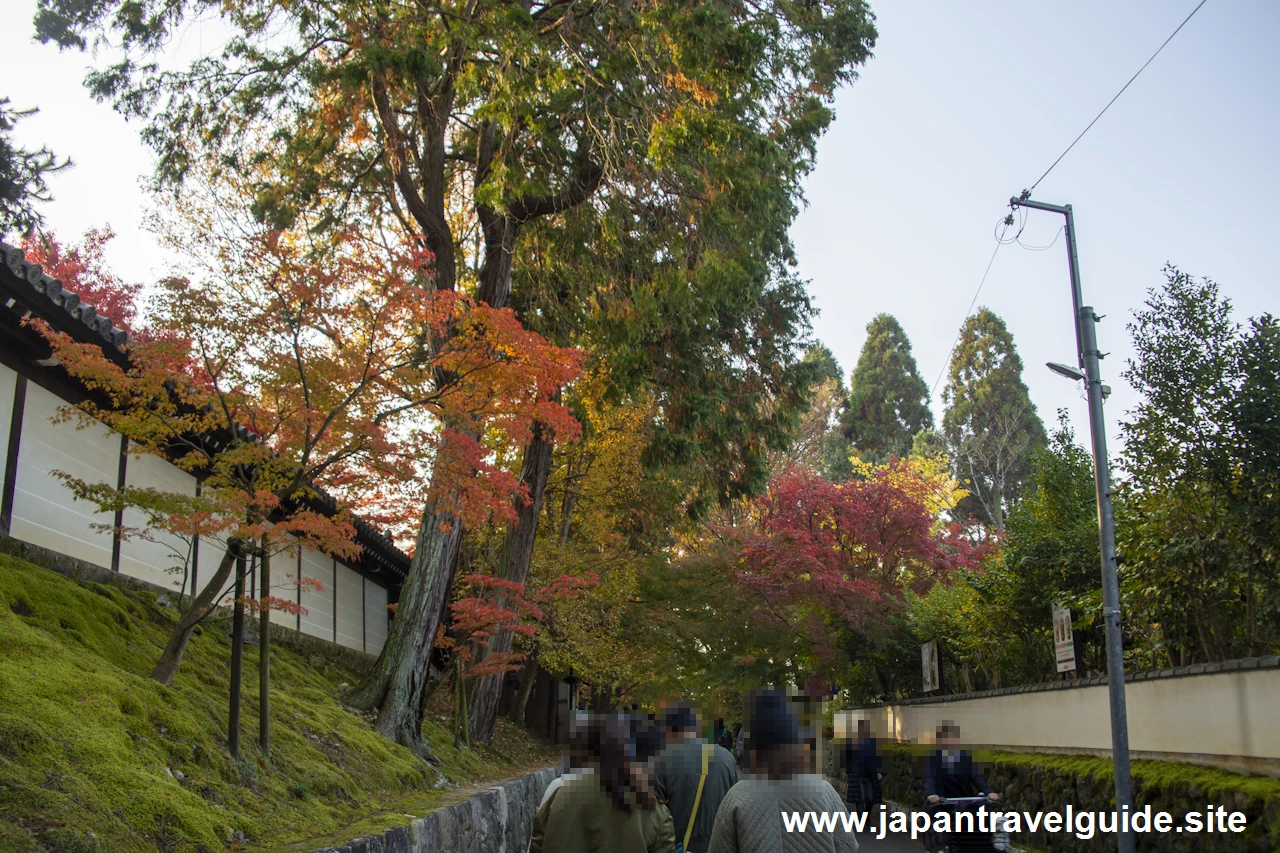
(829, 743, 1280, 852)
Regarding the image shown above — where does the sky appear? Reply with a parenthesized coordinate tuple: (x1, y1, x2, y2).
(2, 0, 1278, 451)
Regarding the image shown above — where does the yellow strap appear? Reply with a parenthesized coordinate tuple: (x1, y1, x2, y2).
(682, 743, 714, 851)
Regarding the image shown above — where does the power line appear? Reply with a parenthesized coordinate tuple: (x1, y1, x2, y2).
(930, 229, 1006, 400)
(933, 0, 1208, 408)
(1027, 0, 1210, 193)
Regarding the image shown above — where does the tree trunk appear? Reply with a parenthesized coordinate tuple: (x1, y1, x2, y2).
(151, 543, 242, 685)
(228, 552, 248, 757)
(508, 655, 538, 725)
(258, 540, 271, 756)
(346, 493, 464, 763)
(559, 452, 584, 545)
(466, 427, 556, 744)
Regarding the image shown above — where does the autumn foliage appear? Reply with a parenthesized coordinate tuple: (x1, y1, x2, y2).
(21, 228, 143, 333)
(444, 571, 599, 680)
(32, 225, 583, 680)
(731, 463, 990, 667)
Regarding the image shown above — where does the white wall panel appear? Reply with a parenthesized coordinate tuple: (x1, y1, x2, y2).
(334, 562, 364, 651)
(841, 665, 1280, 778)
(298, 546, 335, 641)
(117, 450, 198, 592)
(263, 535, 297, 603)
(0, 364, 16, 490)
(364, 579, 389, 655)
(9, 382, 117, 568)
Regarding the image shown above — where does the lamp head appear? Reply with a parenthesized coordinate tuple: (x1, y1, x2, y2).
(1047, 362, 1086, 382)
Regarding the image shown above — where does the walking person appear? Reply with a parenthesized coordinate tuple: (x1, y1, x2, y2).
(538, 715, 599, 809)
(654, 704, 740, 853)
(708, 689, 858, 853)
(530, 715, 676, 853)
(843, 718, 883, 815)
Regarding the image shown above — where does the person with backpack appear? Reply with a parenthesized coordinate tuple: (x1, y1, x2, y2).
(654, 704, 740, 853)
(708, 689, 858, 853)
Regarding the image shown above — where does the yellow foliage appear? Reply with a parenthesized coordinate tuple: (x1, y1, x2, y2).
(849, 450, 969, 521)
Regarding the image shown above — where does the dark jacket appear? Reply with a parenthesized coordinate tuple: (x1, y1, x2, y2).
(923, 750, 991, 800)
(654, 738, 739, 853)
(842, 737, 882, 807)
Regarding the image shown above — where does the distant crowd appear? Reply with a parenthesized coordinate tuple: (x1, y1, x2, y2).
(527, 691, 999, 853)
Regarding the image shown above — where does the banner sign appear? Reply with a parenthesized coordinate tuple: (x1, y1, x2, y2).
(1053, 602, 1077, 673)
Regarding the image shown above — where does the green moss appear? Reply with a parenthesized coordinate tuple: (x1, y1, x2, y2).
(0, 554, 557, 853)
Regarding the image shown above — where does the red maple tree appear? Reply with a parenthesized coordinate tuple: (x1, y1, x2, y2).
(732, 466, 990, 666)
(32, 226, 584, 685)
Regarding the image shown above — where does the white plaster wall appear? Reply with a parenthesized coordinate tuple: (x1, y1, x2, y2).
(364, 579, 388, 655)
(334, 562, 364, 652)
(0, 364, 16, 489)
(299, 546, 335, 641)
(842, 667, 1280, 763)
(9, 382, 118, 568)
(3, 372, 394, 659)
(117, 450, 198, 592)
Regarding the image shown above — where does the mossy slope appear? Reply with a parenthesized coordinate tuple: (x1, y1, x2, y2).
(0, 554, 556, 853)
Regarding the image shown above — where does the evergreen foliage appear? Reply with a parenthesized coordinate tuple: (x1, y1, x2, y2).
(842, 313, 933, 464)
(0, 98, 69, 236)
(941, 307, 1047, 531)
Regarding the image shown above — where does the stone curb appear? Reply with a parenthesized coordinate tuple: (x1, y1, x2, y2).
(312, 766, 560, 853)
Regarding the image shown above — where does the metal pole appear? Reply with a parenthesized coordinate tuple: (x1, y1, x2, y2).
(228, 551, 246, 758)
(1011, 196, 1134, 853)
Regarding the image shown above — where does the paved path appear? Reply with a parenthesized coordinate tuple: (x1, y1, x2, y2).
(853, 826, 926, 851)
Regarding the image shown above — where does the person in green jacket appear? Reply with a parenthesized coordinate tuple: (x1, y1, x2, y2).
(654, 704, 740, 853)
(530, 715, 675, 853)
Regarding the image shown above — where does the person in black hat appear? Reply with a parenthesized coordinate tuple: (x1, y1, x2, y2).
(708, 690, 858, 852)
(654, 703, 739, 853)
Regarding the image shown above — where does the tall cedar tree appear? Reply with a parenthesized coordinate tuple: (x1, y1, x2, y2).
(0, 97, 69, 235)
(36, 0, 877, 751)
(842, 313, 932, 464)
(941, 307, 1046, 532)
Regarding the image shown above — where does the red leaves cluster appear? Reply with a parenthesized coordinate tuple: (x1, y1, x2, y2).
(21, 229, 143, 334)
(446, 571, 598, 679)
(733, 468, 988, 639)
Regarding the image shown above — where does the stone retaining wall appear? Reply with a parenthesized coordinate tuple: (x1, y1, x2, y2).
(314, 766, 561, 853)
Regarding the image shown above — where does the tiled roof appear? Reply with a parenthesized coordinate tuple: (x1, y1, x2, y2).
(0, 239, 411, 581)
(1, 240, 131, 351)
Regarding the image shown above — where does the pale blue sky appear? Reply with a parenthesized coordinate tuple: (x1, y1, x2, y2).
(795, 0, 1279, 447)
(3, 0, 1277, 449)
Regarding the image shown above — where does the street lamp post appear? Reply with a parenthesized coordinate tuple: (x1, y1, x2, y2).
(1010, 194, 1134, 853)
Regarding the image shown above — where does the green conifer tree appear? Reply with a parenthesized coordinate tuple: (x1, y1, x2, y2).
(941, 308, 1047, 531)
(841, 313, 933, 464)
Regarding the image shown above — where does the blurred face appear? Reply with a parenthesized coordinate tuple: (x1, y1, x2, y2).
(938, 728, 959, 749)
(857, 720, 871, 738)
